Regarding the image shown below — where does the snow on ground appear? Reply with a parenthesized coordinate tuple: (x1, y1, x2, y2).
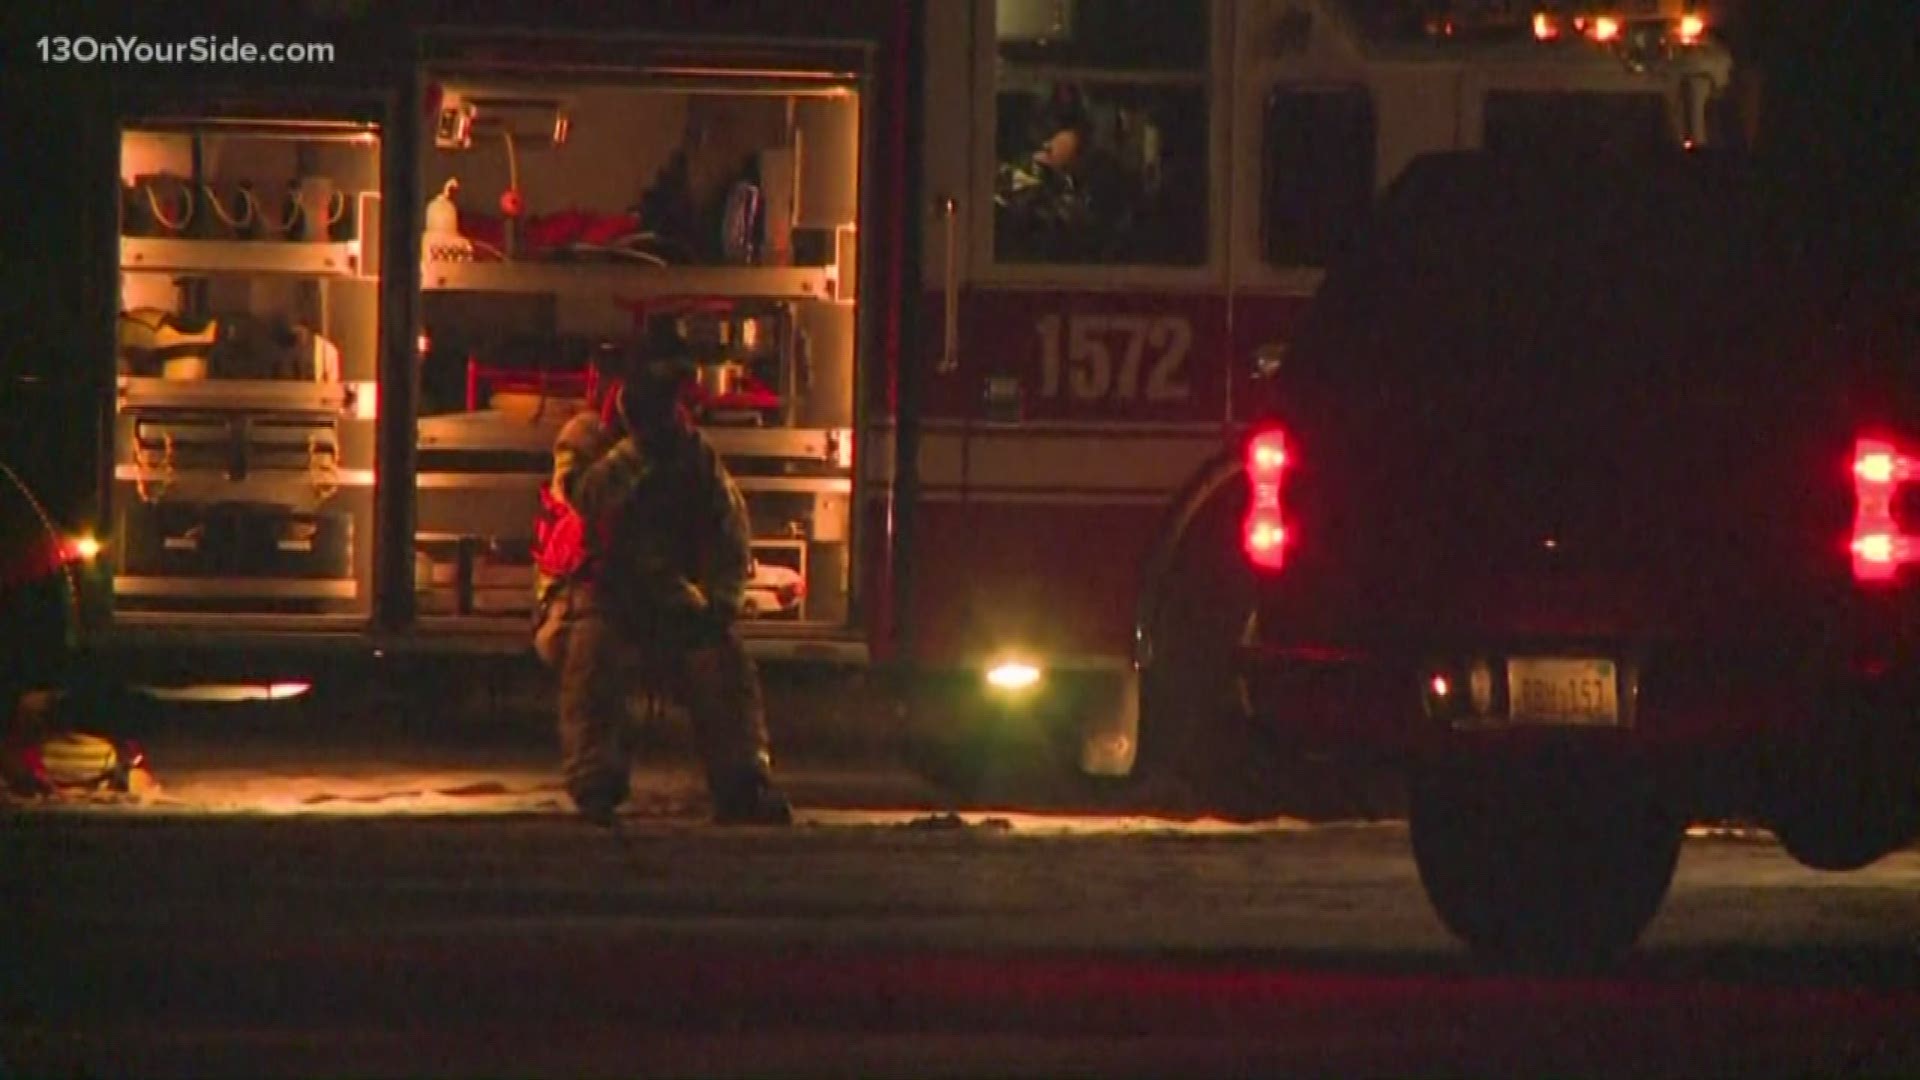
(0, 696, 1808, 840)
(3, 737, 1343, 834)
(802, 808, 1327, 834)
(6, 763, 1796, 840)
(7, 767, 1333, 834)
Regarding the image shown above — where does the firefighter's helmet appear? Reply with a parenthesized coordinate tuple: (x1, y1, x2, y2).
(619, 321, 697, 432)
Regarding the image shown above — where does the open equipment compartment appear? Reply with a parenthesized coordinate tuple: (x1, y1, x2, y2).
(112, 116, 382, 624)
(411, 60, 862, 640)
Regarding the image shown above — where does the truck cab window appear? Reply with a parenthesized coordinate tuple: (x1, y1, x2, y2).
(1262, 86, 1377, 268)
(992, 0, 1209, 266)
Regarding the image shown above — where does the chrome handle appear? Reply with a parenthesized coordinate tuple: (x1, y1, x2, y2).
(937, 195, 959, 375)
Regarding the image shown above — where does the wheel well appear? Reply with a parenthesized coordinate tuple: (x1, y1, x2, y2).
(1133, 448, 1245, 674)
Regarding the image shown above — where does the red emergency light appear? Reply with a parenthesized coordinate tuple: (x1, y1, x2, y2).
(1851, 437, 1920, 584)
(1244, 428, 1289, 572)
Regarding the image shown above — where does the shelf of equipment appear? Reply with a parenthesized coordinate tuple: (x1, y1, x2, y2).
(417, 413, 849, 461)
(117, 376, 355, 415)
(419, 258, 837, 301)
(112, 576, 359, 601)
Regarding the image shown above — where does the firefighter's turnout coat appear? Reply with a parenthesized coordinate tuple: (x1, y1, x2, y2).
(539, 408, 769, 811)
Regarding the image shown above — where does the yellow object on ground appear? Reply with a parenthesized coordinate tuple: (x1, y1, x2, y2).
(41, 732, 122, 786)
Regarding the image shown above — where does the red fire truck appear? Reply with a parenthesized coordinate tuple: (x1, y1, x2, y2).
(4, 1, 1731, 805)
(900, 0, 1733, 802)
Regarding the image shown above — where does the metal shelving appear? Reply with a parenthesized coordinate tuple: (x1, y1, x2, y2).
(413, 471, 847, 541)
(419, 258, 837, 301)
(113, 576, 359, 600)
(416, 411, 567, 453)
(112, 119, 383, 628)
(112, 466, 376, 500)
(118, 376, 354, 414)
(418, 412, 849, 462)
(120, 238, 368, 277)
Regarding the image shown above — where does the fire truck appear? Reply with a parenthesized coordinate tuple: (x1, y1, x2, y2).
(3, 1, 1730, 804)
(902, 0, 1733, 803)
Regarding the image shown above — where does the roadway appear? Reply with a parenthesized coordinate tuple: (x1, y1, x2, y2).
(5, 698, 1920, 1076)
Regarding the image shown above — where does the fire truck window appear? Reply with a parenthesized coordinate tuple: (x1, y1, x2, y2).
(1262, 87, 1377, 268)
(992, 1, 1209, 267)
(993, 83, 1207, 266)
(994, 0, 1208, 69)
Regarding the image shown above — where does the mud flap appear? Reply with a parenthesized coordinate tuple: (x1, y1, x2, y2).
(1077, 666, 1139, 778)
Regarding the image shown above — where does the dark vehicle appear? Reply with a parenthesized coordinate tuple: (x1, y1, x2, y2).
(1237, 149, 1920, 959)
(0, 461, 83, 725)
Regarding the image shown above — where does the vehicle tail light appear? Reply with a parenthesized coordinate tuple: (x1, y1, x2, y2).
(1244, 428, 1288, 572)
(1851, 437, 1919, 584)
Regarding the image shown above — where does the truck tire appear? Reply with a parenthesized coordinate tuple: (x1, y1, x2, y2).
(1137, 484, 1287, 820)
(1409, 747, 1682, 964)
(1766, 711, 1920, 872)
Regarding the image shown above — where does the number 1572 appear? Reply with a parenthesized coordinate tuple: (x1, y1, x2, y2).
(1035, 313, 1192, 404)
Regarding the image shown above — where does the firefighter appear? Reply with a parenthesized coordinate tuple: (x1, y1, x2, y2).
(541, 329, 792, 827)
(994, 98, 1097, 261)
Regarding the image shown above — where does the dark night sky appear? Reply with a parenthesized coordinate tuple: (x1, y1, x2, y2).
(1712, 1, 1917, 167)
(1718, 0, 1919, 268)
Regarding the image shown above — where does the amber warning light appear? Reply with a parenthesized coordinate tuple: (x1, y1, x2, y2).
(1851, 437, 1919, 584)
(1244, 428, 1288, 572)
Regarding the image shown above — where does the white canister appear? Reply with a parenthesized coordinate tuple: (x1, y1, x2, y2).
(310, 332, 342, 382)
(421, 178, 472, 261)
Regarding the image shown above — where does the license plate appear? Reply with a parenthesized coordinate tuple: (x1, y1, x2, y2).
(1506, 657, 1620, 726)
